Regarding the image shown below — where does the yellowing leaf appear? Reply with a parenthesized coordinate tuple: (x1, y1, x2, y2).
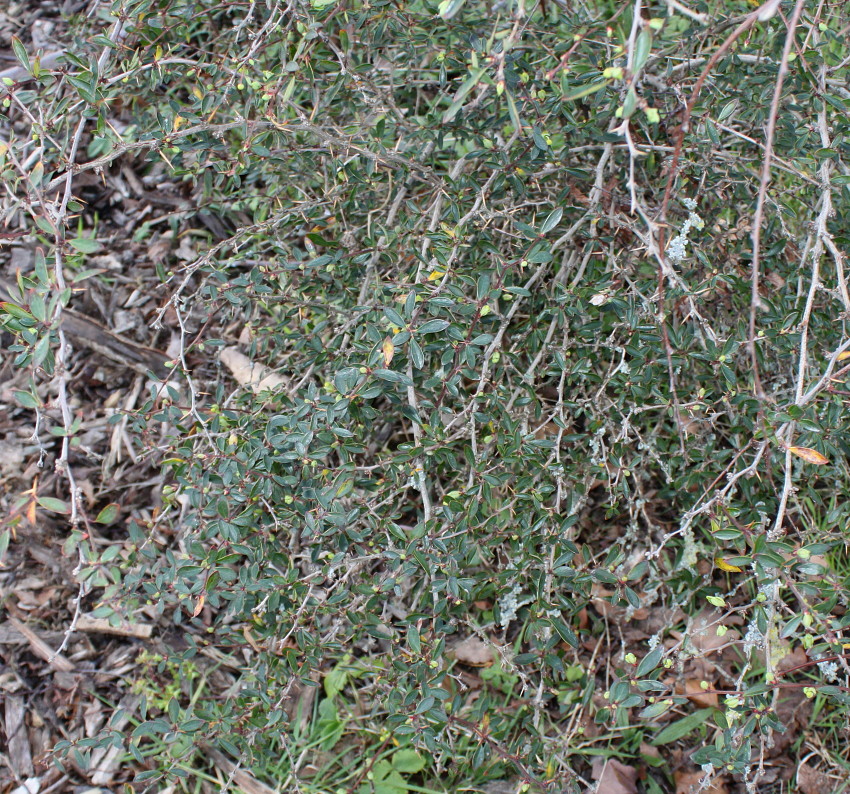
(788, 446, 829, 465)
(427, 270, 445, 281)
(838, 350, 850, 361)
(382, 337, 394, 367)
(715, 557, 742, 572)
(173, 115, 184, 130)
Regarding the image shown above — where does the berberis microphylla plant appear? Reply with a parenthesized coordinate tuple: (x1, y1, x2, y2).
(1, 0, 850, 792)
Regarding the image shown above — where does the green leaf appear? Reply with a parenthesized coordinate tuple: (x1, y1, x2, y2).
(406, 624, 421, 654)
(621, 87, 638, 119)
(505, 90, 523, 134)
(561, 81, 608, 103)
(392, 748, 425, 773)
(438, 0, 466, 20)
(539, 207, 563, 235)
(373, 368, 412, 385)
(0, 302, 35, 321)
(38, 496, 70, 514)
(13, 390, 39, 409)
(11, 37, 30, 74)
(408, 338, 424, 369)
(417, 319, 450, 334)
(532, 126, 549, 152)
(639, 700, 673, 720)
(548, 617, 578, 647)
(69, 237, 101, 254)
(636, 646, 663, 677)
(633, 30, 652, 73)
(95, 503, 120, 524)
(651, 708, 713, 745)
(443, 68, 486, 123)
(384, 307, 406, 328)
(131, 719, 170, 739)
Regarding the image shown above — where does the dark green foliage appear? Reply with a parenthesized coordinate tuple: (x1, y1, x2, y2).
(3, 0, 850, 790)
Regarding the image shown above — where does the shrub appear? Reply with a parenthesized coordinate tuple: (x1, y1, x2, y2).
(2, 0, 850, 791)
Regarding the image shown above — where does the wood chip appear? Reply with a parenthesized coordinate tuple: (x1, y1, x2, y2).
(7, 617, 74, 672)
(0, 279, 171, 378)
(89, 696, 139, 785)
(0, 621, 67, 646)
(4, 694, 34, 777)
(75, 614, 153, 639)
(9, 779, 41, 794)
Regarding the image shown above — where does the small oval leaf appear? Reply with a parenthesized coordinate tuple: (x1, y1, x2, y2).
(788, 446, 829, 465)
(382, 337, 394, 367)
(96, 503, 121, 524)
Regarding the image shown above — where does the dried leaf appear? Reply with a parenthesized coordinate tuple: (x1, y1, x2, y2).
(674, 768, 728, 794)
(192, 594, 205, 617)
(678, 678, 718, 708)
(453, 636, 493, 667)
(591, 758, 638, 794)
(684, 609, 740, 656)
(220, 347, 287, 393)
(788, 446, 829, 465)
(382, 337, 394, 367)
(796, 763, 833, 794)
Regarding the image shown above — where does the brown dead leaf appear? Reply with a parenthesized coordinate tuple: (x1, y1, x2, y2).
(220, 347, 287, 393)
(765, 271, 785, 289)
(0, 438, 25, 477)
(382, 337, 394, 367)
(775, 643, 808, 676)
(674, 769, 728, 794)
(682, 609, 740, 656)
(637, 604, 685, 636)
(677, 678, 718, 708)
(796, 762, 833, 794)
(591, 584, 648, 621)
(452, 636, 493, 667)
(788, 446, 829, 465)
(591, 758, 637, 794)
(147, 237, 172, 263)
(769, 688, 811, 757)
